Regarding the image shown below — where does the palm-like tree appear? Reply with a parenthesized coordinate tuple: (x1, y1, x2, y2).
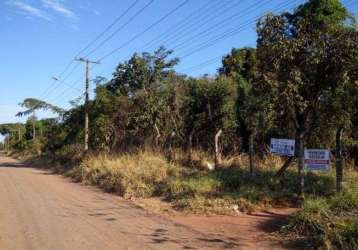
(16, 98, 64, 140)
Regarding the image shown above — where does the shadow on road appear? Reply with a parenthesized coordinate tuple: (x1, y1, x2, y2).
(0, 161, 27, 168)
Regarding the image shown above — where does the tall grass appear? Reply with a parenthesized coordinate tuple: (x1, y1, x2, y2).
(65, 151, 351, 215)
(285, 192, 358, 249)
(70, 152, 177, 198)
(284, 170, 358, 249)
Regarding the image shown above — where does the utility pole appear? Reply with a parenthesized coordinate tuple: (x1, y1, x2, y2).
(75, 57, 100, 152)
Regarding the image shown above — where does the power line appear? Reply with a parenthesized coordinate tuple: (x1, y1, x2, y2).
(96, 0, 258, 77)
(78, 0, 140, 58)
(51, 74, 85, 105)
(50, 0, 265, 102)
(50, 0, 299, 105)
(99, 0, 190, 61)
(171, 0, 273, 52)
(54, 0, 191, 103)
(178, 0, 298, 59)
(180, 55, 223, 73)
(146, 0, 253, 52)
(142, 0, 227, 50)
(83, 0, 155, 58)
(50, 0, 189, 105)
(36, 1, 142, 102)
(174, 0, 298, 76)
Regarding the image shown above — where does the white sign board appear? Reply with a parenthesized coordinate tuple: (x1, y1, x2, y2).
(270, 138, 295, 156)
(304, 149, 330, 171)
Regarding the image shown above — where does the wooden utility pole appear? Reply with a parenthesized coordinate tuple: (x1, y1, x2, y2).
(75, 58, 100, 152)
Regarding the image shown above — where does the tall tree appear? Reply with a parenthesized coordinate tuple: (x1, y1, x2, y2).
(220, 48, 273, 175)
(256, 0, 356, 196)
(106, 46, 179, 95)
(16, 98, 64, 140)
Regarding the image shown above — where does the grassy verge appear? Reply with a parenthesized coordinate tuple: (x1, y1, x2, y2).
(19, 150, 358, 248)
(283, 192, 358, 249)
(29, 151, 347, 215)
(282, 170, 358, 249)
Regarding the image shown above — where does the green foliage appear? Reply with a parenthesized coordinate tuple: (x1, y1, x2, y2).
(286, 191, 358, 249)
(106, 46, 179, 95)
(291, 0, 353, 28)
(181, 76, 237, 151)
(256, 0, 357, 137)
(16, 98, 64, 117)
(220, 47, 274, 152)
(164, 160, 340, 214)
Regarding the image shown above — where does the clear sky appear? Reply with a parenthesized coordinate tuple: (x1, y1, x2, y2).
(1, 0, 357, 131)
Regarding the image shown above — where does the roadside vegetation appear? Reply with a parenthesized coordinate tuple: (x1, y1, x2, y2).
(284, 190, 358, 249)
(1, 0, 358, 249)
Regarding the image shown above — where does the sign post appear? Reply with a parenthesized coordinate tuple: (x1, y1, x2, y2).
(270, 138, 295, 156)
(304, 149, 331, 172)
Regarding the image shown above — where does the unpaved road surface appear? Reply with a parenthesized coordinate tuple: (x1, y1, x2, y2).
(0, 155, 291, 250)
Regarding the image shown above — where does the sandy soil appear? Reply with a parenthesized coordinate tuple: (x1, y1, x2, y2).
(0, 155, 295, 249)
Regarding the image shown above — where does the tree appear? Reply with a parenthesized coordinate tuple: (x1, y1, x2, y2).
(106, 46, 179, 95)
(256, 0, 356, 196)
(181, 76, 237, 163)
(16, 98, 64, 140)
(317, 28, 358, 193)
(220, 48, 273, 175)
(103, 47, 180, 150)
(0, 123, 25, 151)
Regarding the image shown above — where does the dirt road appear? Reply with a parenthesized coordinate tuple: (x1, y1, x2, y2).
(0, 155, 291, 250)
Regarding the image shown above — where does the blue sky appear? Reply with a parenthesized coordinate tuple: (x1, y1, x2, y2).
(1, 0, 357, 132)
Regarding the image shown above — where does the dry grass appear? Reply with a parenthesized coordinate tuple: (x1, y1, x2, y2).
(25, 149, 357, 220)
(69, 152, 176, 198)
(65, 151, 288, 214)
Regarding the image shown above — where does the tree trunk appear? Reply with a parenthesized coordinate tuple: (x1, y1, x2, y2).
(215, 130, 223, 166)
(154, 123, 161, 148)
(33, 121, 36, 140)
(249, 131, 255, 177)
(336, 127, 344, 194)
(275, 157, 295, 178)
(168, 131, 176, 162)
(187, 131, 194, 162)
(18, 127, 21, 141)
(32, 111, 36, 140)
(297, 129, 305, 198)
